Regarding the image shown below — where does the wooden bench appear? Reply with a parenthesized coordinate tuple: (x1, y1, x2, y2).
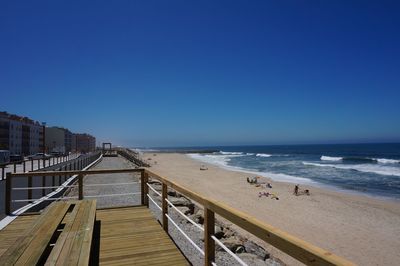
(0, 200, 97, 265)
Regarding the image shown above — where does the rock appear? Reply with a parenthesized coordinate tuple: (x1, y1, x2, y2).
(222, 227, 235, 238)
(190, 209, 204, 224)
(168, 196, 191, 206)
(216, 237, 243, 252)
(167, 190, 178, 197)
(214, 226, 224, 239)
(238, 253, 271, 266)
(175, 206, 190, 215)
(244, 241, 270, 260)
(235, 245, 246, 254)
(187, 204, 195, 215)
(150, 183, 162, 191)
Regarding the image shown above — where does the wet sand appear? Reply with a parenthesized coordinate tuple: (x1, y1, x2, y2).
(146, 152, 400, 266)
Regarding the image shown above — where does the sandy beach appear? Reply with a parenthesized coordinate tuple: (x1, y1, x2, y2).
(145, 152, 400, 266)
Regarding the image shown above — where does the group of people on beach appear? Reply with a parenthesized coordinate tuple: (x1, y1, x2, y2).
(293, 184, 310, 196)
(247, 176, 279, 200)
(246, 176, 310, 199)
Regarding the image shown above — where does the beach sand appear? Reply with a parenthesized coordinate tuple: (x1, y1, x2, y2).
(145, 153, 400, 266)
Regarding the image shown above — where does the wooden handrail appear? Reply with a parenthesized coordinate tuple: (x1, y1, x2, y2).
(144, 168, 355, 266)
(6, 166, 355, 265)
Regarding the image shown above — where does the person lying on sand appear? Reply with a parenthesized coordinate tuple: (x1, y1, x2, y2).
(259, 191, 279, 200)
(200, 165, 208, 170)
(247, 177, 258, 184)
(270, 193, 279, 200)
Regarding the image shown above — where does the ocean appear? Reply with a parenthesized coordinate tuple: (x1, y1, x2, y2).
(144, 143, 400, 200)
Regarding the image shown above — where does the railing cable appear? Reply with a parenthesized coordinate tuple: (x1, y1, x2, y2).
(147, 183, 162, 197)
(166, 213, 205, 256)
(211, 235, 248, 266)
(165, 198, 204, 232)
(147, 194, 162, 211)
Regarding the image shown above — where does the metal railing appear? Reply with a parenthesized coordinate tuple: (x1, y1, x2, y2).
(5, 167, 355, 266)
(5, 152, 102, 214)
(0, 153, 80, 181)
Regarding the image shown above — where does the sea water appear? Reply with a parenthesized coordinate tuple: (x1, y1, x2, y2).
(146, 143, 400, 199)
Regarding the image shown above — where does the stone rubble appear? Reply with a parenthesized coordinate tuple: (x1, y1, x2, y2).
(148, 180, 284, 266)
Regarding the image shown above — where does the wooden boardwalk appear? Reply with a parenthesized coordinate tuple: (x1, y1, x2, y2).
(0, 206, 189, 265)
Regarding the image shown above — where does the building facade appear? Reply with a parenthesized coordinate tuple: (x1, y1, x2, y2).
(45, 127, 66, 153)
(1, 111, 96, 156)
(0, 112, 43, 156)
(64, 128, 72, 153)
(73, 133, 96, 153)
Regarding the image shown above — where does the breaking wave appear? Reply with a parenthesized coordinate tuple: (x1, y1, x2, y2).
(321, 155, 400, 164)
(188, 153, 314, 184)
(321, 156, 342, 161)
(303, 162, 400, 177)
(256, 153, 272, 157)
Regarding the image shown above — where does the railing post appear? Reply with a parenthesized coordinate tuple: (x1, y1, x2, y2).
(144, 172, 149, 207)
(5, 172, 12, 215)
(28, 176, 32, 203)
(31, 159, 34, 171)
(140, 170, 145, 205)
(42, 176, 46, 196)
(38, 159, 40, 169)
(162, 183, 168, 233)
(13, 163, 16, 173)
(1, 166, 4, 180)
(52, 175, 55, 190)
(78, 174, 83, 200)
(204, 208, 215, 266)
(23, 161, 26, 172)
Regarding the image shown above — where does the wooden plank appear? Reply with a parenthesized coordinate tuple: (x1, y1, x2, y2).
(46, 200, 96, 266)
(96, 206, 188, 265)
(0, 202, 70, 265)
(77, 200, 97, 265)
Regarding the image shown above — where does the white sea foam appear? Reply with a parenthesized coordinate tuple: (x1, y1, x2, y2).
(303, 162, 400, 177)
(256, 153, 272, 157)
(375, 158, 400, 164)
(219, 151, 243, 155)
(320, 156, 343, 161)
(188, 154, 314, 184)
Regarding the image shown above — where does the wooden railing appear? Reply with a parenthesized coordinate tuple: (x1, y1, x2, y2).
(116, 148, 150, 167)
(5, 167, 355, 266)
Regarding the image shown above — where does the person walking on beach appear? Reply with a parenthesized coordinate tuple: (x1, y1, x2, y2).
(294, 184, 299, 196)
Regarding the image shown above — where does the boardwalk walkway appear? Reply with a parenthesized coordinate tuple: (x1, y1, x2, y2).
(0, 206, 188, 265)
(0, 156, 189, 265)
(67, 156, 141, 208)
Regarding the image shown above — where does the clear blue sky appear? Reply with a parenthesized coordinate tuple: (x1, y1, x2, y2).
(1, 1, 399, 147)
